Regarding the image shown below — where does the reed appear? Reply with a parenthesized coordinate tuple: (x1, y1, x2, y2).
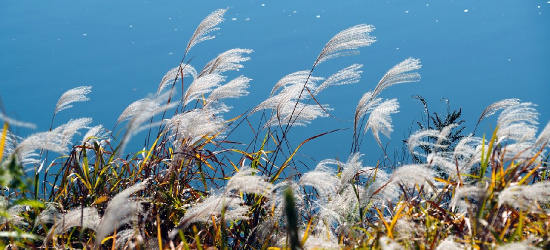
(1, 9, 549, 249)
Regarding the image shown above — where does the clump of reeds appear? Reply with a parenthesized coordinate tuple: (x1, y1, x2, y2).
(1, 8, 549, 249)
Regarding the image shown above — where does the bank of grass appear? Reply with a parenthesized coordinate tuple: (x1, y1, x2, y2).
(1, 8, 549, 249)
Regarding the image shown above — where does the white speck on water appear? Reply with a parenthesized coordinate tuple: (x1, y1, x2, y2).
(293, 10, 297, 14)
(261, 3, 265, 7)
(168, 52, 173, 56)
(426, 4, 429, 7)
(168, 17, 172, 20)
(231, 17, 237, 21)
(508, 58, 511, 61)
(464, 9, 469, 13)
(245, 17, 250, 21)
(129, 25, 133, 28)
(435, 19, 439, 22)
(396, 47, 400, 50)
(82, 33, 87, 36)
(316, 15, 321, 18)
(405, 10, 409, 13)
(538, 5, 541, 8)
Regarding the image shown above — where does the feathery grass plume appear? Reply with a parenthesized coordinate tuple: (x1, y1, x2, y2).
(0, 129, 19, 159)
(95, 179, 150, 247)
(170, 168, 272, 238)
(157, 63, 197, 94)
(264, 101, 330, 127)
(269, 70, 323, 96)
(185, 8, 227, 54)
(166, 108, 225, 145)
(426, 152, 456, 176)
(365, 98, 399, 146)
(14, 118, 91, 165)
(496, 238, 541, 250)
(315, 24, 376, 65)
(406, 124, 458, 157)
(199, 48, 253, 77)
(301, 228, 339, 250)
(449, 185, 485, 212)
(0, 113, 37, 129)
(114, 228, 145, 249)
(170, 192, 249, 236)
(354, 58, 421, 137)
(116, 98, 160, 125)
(33, 202, 62, 228)
(298, 165, 339, 198)
(44, 207, 100, 244)
(225, 167, 272, 194)
(314, 63, 363, 95)
(436, 237, 467, 250)
(205, 75, 251, 107)
(372, 58, 421, 98)
(474, 98, 520, 132)
(182, 72, 226, 106)
(254, 79, 320, 114)
(380, 236, 404, 250)
(54, 86, 92, 115)
(452, 135, 483, 168)
(379, 164, 434, 202)
(0, 197, 27, 227)
(81, 124, 108, 147)
(389, 164, 434, 185)
(535, 121, 550, 147)
(117, 91, 178, 156)
(497, 102, 539, 143)
(498, 181, 550, 212)
(354, 91, 380, 129)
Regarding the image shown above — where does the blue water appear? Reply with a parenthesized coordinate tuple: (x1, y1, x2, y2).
(1, 1, 549, 167)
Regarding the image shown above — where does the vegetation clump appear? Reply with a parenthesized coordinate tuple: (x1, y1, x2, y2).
(1, 9, 549, 249)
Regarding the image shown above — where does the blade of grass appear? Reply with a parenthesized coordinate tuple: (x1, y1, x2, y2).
(270, 129, 343, 183)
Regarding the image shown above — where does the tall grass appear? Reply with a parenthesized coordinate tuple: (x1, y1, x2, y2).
(1, 9, 549, 249)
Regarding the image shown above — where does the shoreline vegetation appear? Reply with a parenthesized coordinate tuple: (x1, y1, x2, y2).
(1, 9, 549, 249)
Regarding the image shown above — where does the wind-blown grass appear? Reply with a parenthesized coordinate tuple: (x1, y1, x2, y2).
(1, 8, 549, 249)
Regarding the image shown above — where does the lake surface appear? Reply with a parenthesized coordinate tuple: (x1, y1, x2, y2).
(1, 1, 549, 167)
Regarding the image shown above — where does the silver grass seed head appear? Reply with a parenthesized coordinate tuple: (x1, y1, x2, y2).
(299, 165, 339, 198)
(497, 102, 539, 143)
(14, 118, 92, 165)
(200, 48, 253, 77)
(117, 98, 160, 125)
(373, 57, 421, 98)
(45, 207, 100, 245)
(95, 179, 150, 247)
(166, 108, 226, 145)
(183, 73, 226, 106)
(477, 98, 521, 125)
(535, 121, 550, 148)
(186, 8, 227, 52)
(54, 86, 92, 115)
(270, 70, 324, 96)
(316, 24, 376, 65)
(157, 64, 197, 94)
(263, 102, 331, 128)
(314, 63, 363, 95)
(365, 99, 399, 145)
(226, 167, 272, 195)
(0, 113, 37, 129)
(205, 75, 251, 107)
